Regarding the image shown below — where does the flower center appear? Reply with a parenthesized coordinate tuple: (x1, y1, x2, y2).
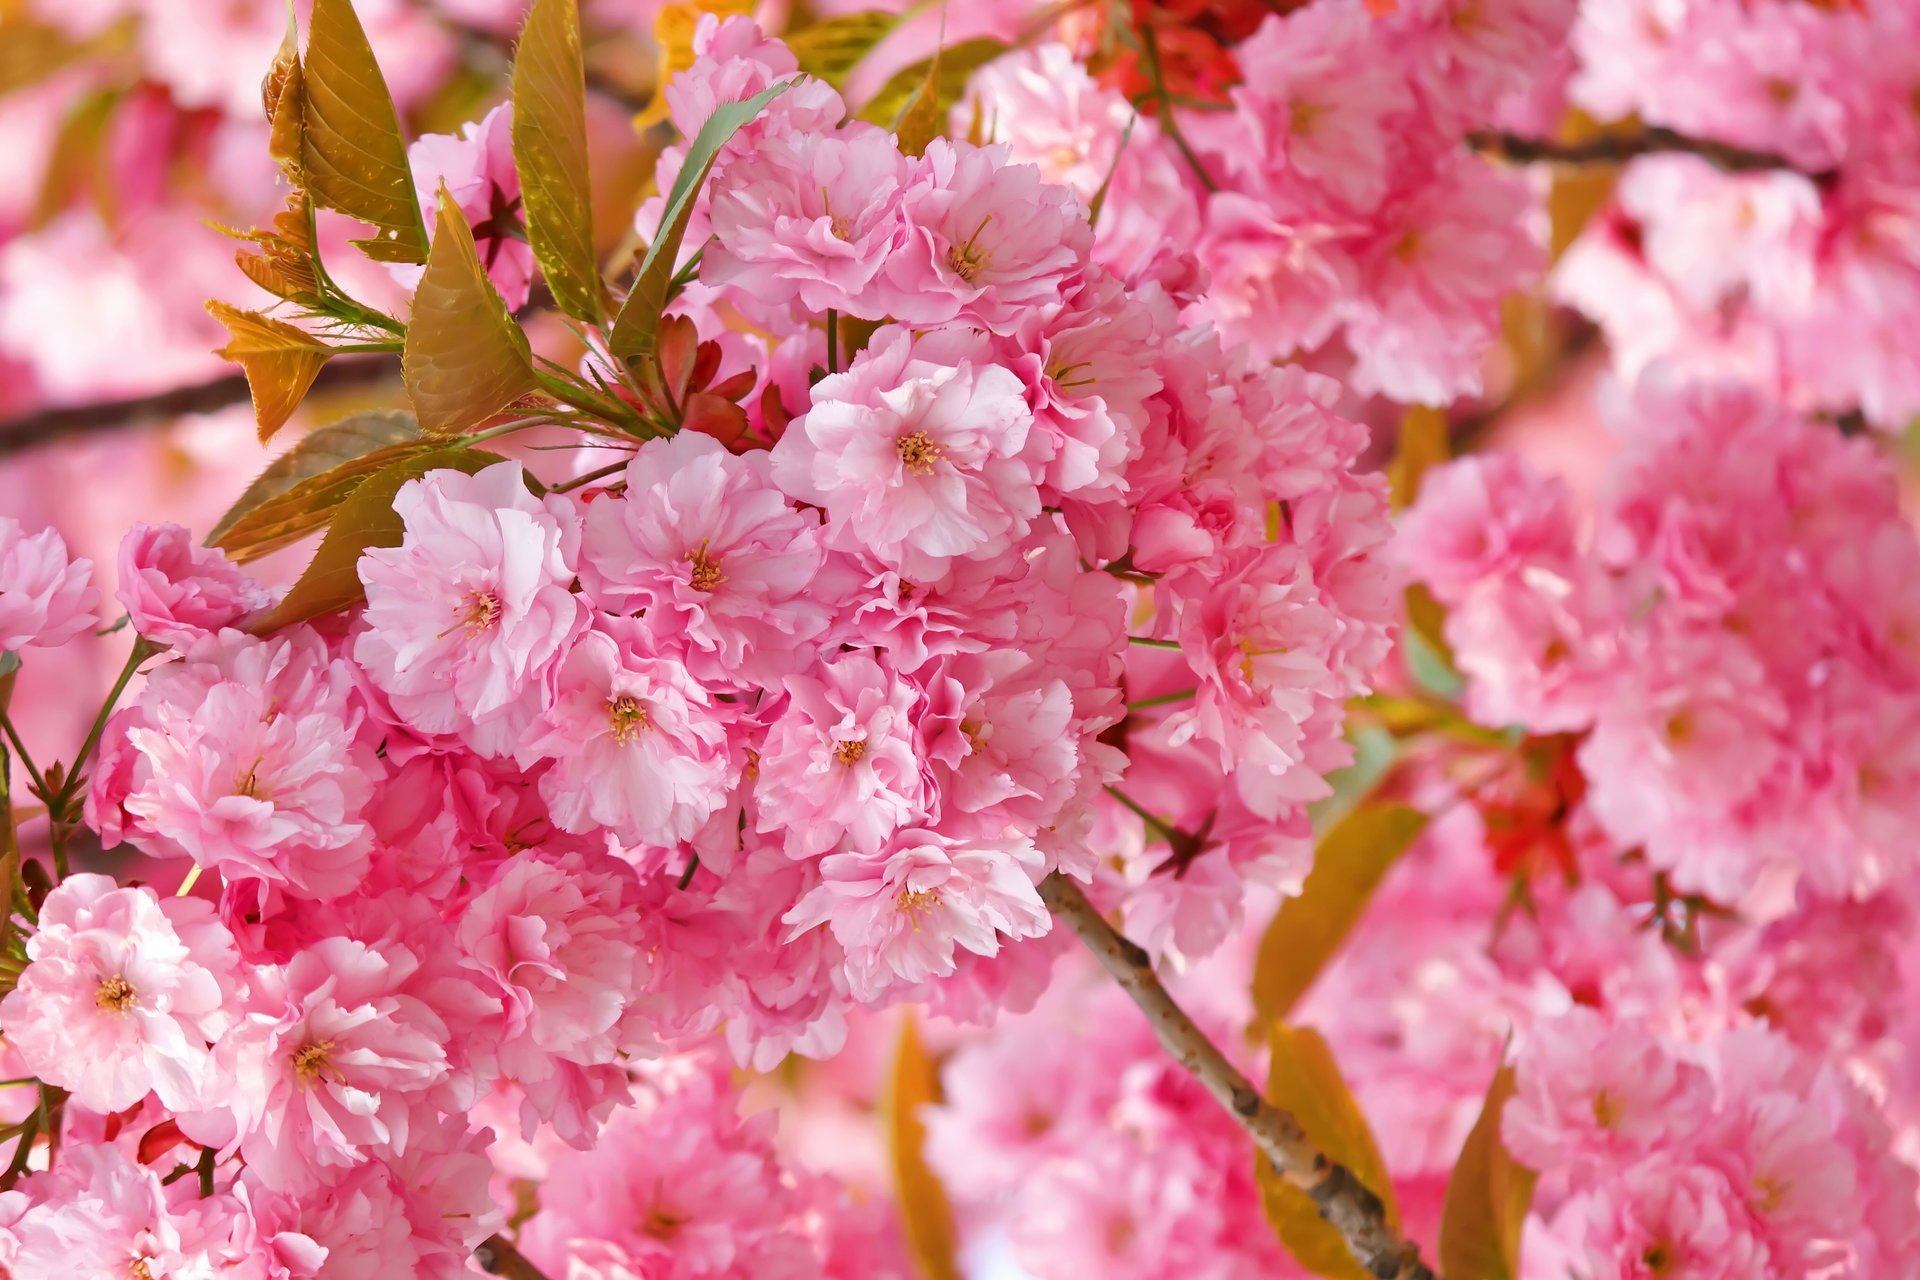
(897, 887, 941, 930)
(960, 715, 987, 756)
(442, 588, 502, 638)
(607, 694, 653, 743)
(96, 975, 137, 1013)
(1641, 1241, 1674, 1275)
(944, 213, 994, 283)
(291, 1040, 338, 1083)
(130, 1262, 155, 1280)
(233, 757, 267, 800)
(834, 739, 867, 766)
(1591, 1089, 1618, 1130)
(687, 542, 725, 593)
(896, 431, 944, 476)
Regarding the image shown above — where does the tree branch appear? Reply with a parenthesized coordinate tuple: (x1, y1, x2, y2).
(1038, 872, 1437, 1280)
(1468, 126, 1815, 177)
(474, 1234, 552, 1280)
(0, 358, 397, 458)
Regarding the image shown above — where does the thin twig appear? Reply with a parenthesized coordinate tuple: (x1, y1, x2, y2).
(1038, 873, 1437, 1280)
(1467, 127, 1813, 177)
(474, 1234, 553, 1280)
(0, 359, 398, 457)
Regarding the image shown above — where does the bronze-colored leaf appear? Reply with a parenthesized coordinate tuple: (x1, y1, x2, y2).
(249, 446, 499, 632)
(885, 1016, 963, 1280)
(301, 0, 429, 263)
(607, 81, 789, 367)
(220, 194, 323, 304)
(1440, 1063, 1537, 1280)
(893, 44, 944, 158)
(1255, 1025, 1399, 1279)
(785, 10, 901, 89)
(513, 0, 605, 323)
(205, 301, 336, 443)
(402, 188, 538, 435)
(1251, 804, 1430, 1027)
(1388, 404, 1449, 512)
(857, 38, 1006, 132)
(208, 409, 425, 558)
(264, 8, 304, 178)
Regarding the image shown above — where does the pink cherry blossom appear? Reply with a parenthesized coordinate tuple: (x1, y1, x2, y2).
(0, 515, 97, 652)
(576, 430, 830, 690)
(396, 102, 534, 309)
(0, 873, 241, 1113)
(115, 520, 274, 648)
(355, 460, 588, 758)
(771, 325, 1041, 578)
(520, 622, 739, 847)
(783, 828, 1050, 1002)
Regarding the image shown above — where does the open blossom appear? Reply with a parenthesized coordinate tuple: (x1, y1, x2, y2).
(189, 936, 452, 1193)
(877, 139, 1091, 335)
(95, 628, 378, 898)
(356, 461, 589, 758)
(577, 431, 830, 691)
(0, 515, 96, 651)
(771, 325, 1041, 577)
(116, 521, 274, 647)
(0, 874, 241, 1113)
(520, 623, 738, 847)
(783, 828, 1050, 1002)
(703, 122, 910, 319)
(755, 649, 927, 859)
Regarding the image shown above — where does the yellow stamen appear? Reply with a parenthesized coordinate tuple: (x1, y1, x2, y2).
(291, 1040, 338, 1083)
(607, 694, 653, 743)
(898, 887, 941, 931)
(896, 431, 943, 476)
(834, 740, 867, 766)
(96, 975, 137, 1013)
(687, 541, 725, 593)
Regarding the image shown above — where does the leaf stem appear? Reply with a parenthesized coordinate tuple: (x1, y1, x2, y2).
(826, 309, 840, 377)
(474, 1235, 553, 1280)
(1037, 873, 1437, 1280)
(1135, 21, 1217, 194)
(0, 715, 46, 806)
(56, 638, 156, 822)
(1128, 636, 1181, 650)
(1466, 127, 1810, 176)
(1128, 687, 1195, 711)
(551, 460, 631, 494)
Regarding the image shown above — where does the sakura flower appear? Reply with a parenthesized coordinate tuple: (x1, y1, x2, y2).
(755, 649, 927, 859)
(1, 1144, 209, 1280)
(576, 431, 830, 691)
(396, 102, 533, 309)
(0, 515, 97, 652)
(98, 628, 378, 899)
(703, 122, 910, 319)
(783, 828, 1050, 1002)
(115, 521, 275, 648)
(355, 461, 588, 758)
(0, 874, 241, 1113)
(771, 325, 1041, 578)
(877, 139, 1091, 335)
(520, 623, 739, 847)
(189, 936, 452, 1193)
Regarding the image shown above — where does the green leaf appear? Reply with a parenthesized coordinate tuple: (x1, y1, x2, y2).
(1440, 1064, 1537, 1280)
(207, 410, 426, 560)
(512, 0, 604, 324)
(607, 81, 789, 367)
(785, 10, 901, 89)
(248, 446, 498, 632)
(301, 0, 429, 263)
(0, 652, 18, 681)
(884, 1016, 963, 1280)
(403, 188, 539, 435)
(1255, 1025, 1398, 1279)
(1403, 584, 1463, 698)
(1251, 804, 1430, 1026)
(205, 302, 335, 443)
(857, 38, 1006, 131)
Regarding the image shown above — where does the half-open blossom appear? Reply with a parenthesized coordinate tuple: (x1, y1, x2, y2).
(0, 515, 97, 651)
(396, 102, 532, 308)
(356, 461, 588, 758)
(116, 521, 274, 648)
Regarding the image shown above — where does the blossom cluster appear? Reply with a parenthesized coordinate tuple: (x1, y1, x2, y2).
(1558, 0, 1920, 426)
(0, 10, 1396, 1271)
